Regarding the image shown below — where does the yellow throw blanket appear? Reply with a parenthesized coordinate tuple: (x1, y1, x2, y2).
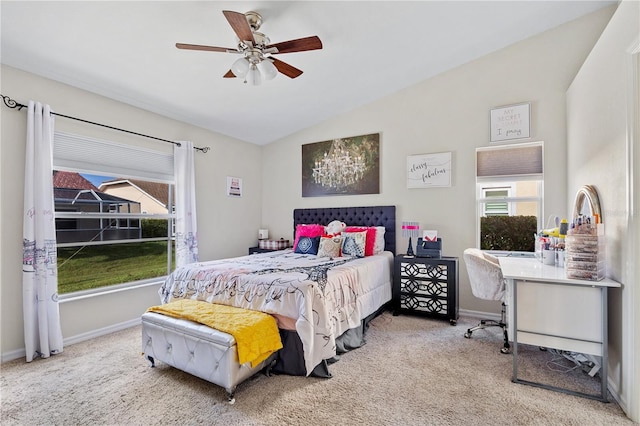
(147, 300, 283, 368)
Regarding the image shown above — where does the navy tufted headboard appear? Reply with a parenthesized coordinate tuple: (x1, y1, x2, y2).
(293, 205, 396, 255)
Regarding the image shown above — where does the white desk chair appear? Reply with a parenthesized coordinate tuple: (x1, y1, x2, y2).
(462, 248, 511, 354)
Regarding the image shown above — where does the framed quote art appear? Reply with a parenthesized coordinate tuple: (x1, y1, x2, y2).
(490, 102, 531, 142)
(407, 151, 452, 188)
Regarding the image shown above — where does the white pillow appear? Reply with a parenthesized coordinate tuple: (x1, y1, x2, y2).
(373, 226, 386, 254)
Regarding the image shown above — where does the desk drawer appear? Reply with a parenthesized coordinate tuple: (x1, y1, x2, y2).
(515, 280, 603, 344)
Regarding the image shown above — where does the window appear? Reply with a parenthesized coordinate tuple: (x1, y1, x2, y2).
(476, 142, 543, 252)
(482, 186, 512, 216)
(52, 132, 175, 295)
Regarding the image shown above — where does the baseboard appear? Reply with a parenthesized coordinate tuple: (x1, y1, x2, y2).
(607, 374, 627, 416)
(1, 318, 141, 363)
(63, 318, 141, 346)
(1, 347, 26, 364)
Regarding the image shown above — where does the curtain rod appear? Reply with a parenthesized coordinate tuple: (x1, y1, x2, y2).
(1, 94, 210, 153)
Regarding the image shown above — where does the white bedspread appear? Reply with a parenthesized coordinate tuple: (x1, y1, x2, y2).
(159, 249, 393, 375)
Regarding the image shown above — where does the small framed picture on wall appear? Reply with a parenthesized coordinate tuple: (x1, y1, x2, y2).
(301, 133, 380, 197)
(490, 102, 531, 142)
(226, 176, 242, 197)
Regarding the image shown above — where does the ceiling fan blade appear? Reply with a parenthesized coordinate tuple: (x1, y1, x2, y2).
(268, 36, 323, 54)
(176, 43, 231, 52)
(222, 10, 255, 44)
(223, 70, 236, 78)
(271, 58, 303, 79)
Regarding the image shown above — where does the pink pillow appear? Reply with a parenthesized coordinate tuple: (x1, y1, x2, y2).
(293, 224, 325, 251)
(344, 226, 376, 256)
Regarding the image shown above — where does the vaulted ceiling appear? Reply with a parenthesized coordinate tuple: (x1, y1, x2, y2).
(1, 1, 615, 145)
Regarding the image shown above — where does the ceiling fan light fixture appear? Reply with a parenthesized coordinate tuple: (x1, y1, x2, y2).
(258, 58, 278, 80)
(246, 63, 262, 86)
(176, 10, 323, 85)
(231, 57, 250, 78)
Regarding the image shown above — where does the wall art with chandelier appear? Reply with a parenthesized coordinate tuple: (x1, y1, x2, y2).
(406, 151, 452, 188)
(301, 133, 380, 197)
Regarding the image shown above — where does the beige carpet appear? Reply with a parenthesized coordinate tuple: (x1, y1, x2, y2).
(0, 312, 633, 425)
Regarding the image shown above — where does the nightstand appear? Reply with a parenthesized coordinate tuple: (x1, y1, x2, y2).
(393, 255, 459, 325)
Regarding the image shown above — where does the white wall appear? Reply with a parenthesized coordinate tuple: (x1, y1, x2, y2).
(261, 7, 615, 316)
(566, 1, 639, 420)
(0, 65, 263, 358)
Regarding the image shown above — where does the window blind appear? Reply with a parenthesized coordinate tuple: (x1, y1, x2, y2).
(476, 142, 543, 179)
(53, 131, 174, 183)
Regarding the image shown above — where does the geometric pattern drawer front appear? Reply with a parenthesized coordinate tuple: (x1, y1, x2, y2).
(401, 262, 449, 284)
(399, 262, 450, 314)
(399, 287, 448, 313)
(393, 256, 459, 324)
(399, 278, 447, 297)
(400, 262, 449, 295)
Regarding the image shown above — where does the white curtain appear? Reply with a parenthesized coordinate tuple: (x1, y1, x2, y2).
(174, 141, 199, 267)
(22, 101, 64, 362)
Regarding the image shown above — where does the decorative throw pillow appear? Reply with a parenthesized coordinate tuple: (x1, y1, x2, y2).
(341, 231, 367, 257)
(293, 224, 325, 251)
(317, 235, 342, 258)
(344, 226, 377, 256)
(294, 236, 321, 255)
(373, 226, 386, 254)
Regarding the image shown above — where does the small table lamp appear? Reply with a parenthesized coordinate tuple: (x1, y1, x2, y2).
(402, 221, 420, 256)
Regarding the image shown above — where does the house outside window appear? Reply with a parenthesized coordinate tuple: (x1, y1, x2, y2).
(476, 142, 543, 252)
(52, 131, 176, 295)
(482, 186, 512, 216)
(54, 175, 143, 243)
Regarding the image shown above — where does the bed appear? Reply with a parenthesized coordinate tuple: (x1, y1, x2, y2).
(158, 205, 396, 377)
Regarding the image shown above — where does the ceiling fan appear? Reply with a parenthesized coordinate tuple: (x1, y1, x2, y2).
(176, 10, 323, 85)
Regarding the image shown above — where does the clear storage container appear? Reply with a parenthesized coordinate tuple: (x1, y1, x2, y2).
(565, 223, 605, 281)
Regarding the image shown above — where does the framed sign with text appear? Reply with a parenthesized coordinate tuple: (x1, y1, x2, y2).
(226, 176, 242, 197)
(407, 151, 452, 188)
(490, 103, 530, 142)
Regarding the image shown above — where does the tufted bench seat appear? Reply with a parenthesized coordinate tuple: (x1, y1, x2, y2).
(141, 311, 277, 403)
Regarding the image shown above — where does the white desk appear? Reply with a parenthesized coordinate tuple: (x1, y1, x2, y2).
(500, 257, 620, 402)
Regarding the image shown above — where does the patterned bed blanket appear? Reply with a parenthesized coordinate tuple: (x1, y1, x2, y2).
(159, 249, 390, 375)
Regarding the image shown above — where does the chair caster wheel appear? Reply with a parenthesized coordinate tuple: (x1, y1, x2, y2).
(464, 331, 472, 339)
(450, 319, 457, 326)
(500, 347, 511, 354)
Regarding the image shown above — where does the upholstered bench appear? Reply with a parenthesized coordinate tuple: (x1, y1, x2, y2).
(141, 310, 279, 403)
